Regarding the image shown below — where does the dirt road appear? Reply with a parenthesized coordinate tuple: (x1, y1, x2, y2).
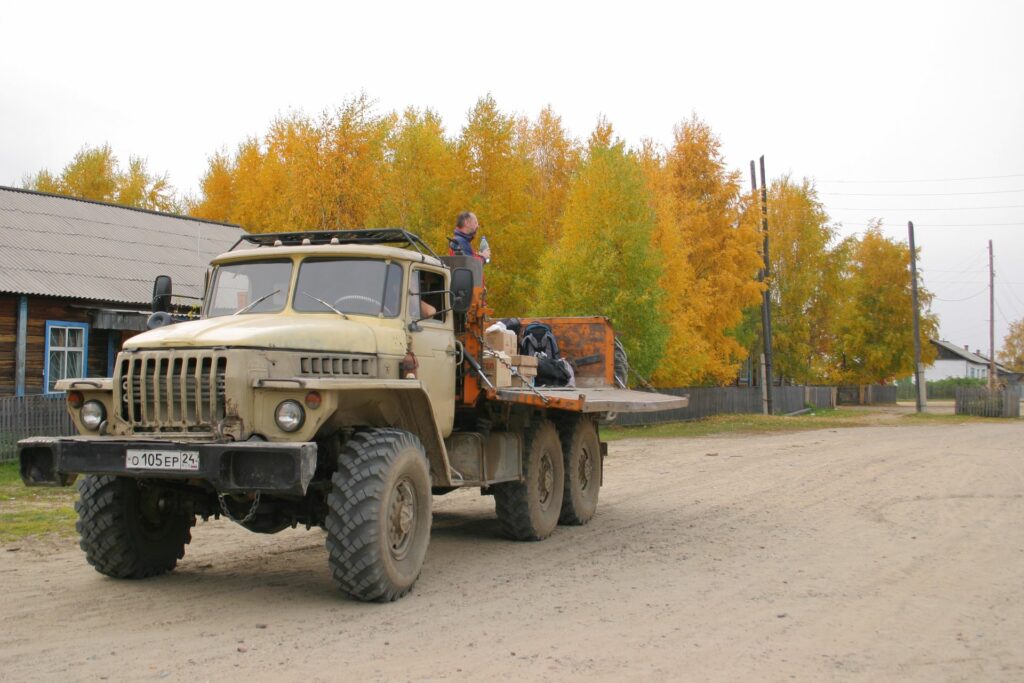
(2, 421, 1022, 682)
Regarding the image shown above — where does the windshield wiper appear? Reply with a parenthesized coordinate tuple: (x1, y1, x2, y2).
(233, 289, 280, 316)
(300, 291, 350, 319)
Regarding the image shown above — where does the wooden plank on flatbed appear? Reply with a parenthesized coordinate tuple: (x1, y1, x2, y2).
(493, 387, 688, 413)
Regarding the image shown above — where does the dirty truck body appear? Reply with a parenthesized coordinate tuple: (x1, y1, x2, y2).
(19, 230, 686, 601)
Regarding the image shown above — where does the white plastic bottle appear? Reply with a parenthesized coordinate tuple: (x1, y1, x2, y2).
(479, 235, 491, 264)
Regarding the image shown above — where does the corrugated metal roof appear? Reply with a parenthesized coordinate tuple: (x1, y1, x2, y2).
(0, 187, 245, 305)
(932, 338, 1009, 371)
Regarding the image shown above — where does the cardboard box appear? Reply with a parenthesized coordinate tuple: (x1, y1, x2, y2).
(482, 355, 512, 388)
(515, 365, 537, 378)
(485, 329, 518, 356)
(508, 354, 538, 368)
(511, 375, 536, 388)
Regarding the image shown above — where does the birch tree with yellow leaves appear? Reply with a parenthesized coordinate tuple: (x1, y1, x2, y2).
(373, 108, 461, 251)
(455, 95, 541, 314)
(190, 94, 394, 232)
(647, 117, 764, 386)
(24, 143, 175, 212)
(765, 176, 840, 384)
(831, 224, 938, 384)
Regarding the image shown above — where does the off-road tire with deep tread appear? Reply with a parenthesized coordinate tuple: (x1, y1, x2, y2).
(493, 418, 564, 541)
(558, 416, 601, 525)
(325, 429, 432, 602)
(75, 475, 195, 579)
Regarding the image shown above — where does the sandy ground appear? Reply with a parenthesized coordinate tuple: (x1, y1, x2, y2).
(1, 421, 1022, 682)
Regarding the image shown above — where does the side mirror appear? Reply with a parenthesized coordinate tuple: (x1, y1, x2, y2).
(152, 275, 172, 313)
(451, 268, 474, 314)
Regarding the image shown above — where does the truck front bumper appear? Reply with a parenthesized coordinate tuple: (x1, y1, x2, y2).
(18, 437, 318, 496)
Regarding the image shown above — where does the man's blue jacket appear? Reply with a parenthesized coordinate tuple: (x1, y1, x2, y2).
(449, 231, 476, 257)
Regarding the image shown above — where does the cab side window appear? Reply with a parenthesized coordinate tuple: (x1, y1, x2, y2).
(409, 270, 446, 322)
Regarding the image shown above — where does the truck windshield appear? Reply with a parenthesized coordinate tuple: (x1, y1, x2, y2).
(206, 260, 293, 317)
(293, 258, 403, 318)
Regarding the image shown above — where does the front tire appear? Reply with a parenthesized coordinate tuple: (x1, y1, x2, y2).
(75, 475, 194, 579)
(325, 429, 432, 602)
(494, 418, 564, 541)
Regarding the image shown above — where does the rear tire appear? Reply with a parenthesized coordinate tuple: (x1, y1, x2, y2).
(494, 419, 564, 541)
(75, 475, 194, 579)
(325, 429, 432, 602)
(558, 416, 601, 525)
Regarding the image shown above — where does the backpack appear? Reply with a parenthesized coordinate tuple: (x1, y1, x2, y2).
(520, 322, 559, 359)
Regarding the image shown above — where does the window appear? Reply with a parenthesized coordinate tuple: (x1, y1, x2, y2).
(293, 259, 403, 317)
(207, 260, 293, 317)
(409, 270, 446, 322)
(45, 321, 89, 393)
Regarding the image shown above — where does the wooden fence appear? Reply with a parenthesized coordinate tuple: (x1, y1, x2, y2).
(955, 386, 1022, 418)
(0, 395, 76, 462)
(612, 385, 837, 426)
(837, 385, 898, 406)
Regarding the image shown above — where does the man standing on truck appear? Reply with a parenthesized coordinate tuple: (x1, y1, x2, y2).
(448, 211, 490, 263)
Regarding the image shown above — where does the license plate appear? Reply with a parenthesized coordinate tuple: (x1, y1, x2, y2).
(125, 449, 200, 471)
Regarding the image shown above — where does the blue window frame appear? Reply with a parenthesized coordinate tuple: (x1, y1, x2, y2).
(44, 320, 89, 394)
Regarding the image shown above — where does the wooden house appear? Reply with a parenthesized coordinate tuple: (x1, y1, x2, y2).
(0, 186, 243, 396)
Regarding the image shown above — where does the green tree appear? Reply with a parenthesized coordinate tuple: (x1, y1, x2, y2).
(535, 123, 668, 377)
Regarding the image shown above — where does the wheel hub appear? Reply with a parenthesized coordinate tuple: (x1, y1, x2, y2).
(538, 452, 554, 508)
(388, 478, 416, 561)
(579, 446, 592, 491)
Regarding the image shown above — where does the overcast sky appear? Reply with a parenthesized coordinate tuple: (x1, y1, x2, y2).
(2, 0, 1022, 356)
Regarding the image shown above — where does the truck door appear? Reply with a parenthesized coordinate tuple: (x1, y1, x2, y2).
(408, 268, 456, 437)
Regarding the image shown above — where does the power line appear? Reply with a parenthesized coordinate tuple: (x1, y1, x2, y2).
(823, 189, 1024, 197)
(995, 298, 1012, 325)
(832, 221, 1024, 227)
(933, 286, 989, 302)
(820, 173, 1024, 184)
(997, 284, 1024, 320)
(831, 205, 1024, 211)
(929, 249, 991, 277)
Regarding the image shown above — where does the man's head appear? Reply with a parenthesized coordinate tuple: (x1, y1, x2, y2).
(455, 211, 479, 239)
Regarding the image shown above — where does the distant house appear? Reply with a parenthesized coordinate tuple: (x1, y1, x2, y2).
(925, 339, 1011, 382)
(0, 186, 243, 397)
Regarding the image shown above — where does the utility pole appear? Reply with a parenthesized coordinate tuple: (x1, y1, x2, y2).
(751, 157, 774, 415)
(989, 239, 996, 389)
(908, 222, 926, 412)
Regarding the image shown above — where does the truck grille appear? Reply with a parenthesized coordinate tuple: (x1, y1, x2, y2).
(299, 354, 375, 377)
(117, 352, 227, 431)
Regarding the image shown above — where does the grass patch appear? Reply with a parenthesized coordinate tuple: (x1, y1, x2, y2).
(602, 405, 1018, 441)
(0, 508, 77, 542)
(902, 411, 1007, 424)
(601, 408, 871, 441)
(0, 461, 78, 541)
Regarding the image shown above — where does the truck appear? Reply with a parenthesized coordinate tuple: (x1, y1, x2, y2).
(18, 229, 686, 601)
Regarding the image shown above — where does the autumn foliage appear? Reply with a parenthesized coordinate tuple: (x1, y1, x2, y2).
(24, 96, 939, 387)
(24, 143, 175, 212)
(999, 319, 1024, 372)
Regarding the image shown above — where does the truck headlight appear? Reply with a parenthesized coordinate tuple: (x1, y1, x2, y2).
(275, 400, 305, 432)
(81, 401, 106, 431)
